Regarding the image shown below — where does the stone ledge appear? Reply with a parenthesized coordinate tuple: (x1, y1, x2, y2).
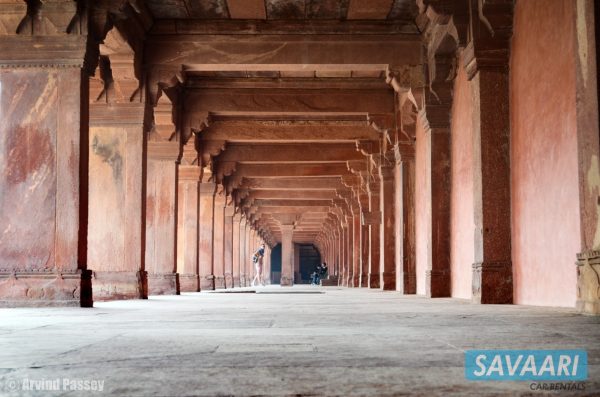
(92, 270, 147, 301)
(0, 270, 92, 307)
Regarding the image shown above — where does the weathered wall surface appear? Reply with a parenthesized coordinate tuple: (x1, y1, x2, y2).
(0, 71, 58, 271)
(415, 115, 430, 295)
(511, 0, 580, 307)
(450, 54, 475, 299)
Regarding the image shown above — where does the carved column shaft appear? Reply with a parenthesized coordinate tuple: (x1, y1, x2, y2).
(352, 210, 361, 287)
(280, 225, 294, 286)
(146, 142, 180, 295)
(223, 204, 234, 288)
(380, 162, 396, 290)
(471, 68, 513, 304)
(368, 179, 381, 288)
(239, 218, 247, 287)
(176, 166, 200, 292)
(231, 214, 241, 287)
(198, 181, 216, 290)
(212, 191, 226, 289)
(395, 147, 416, 294)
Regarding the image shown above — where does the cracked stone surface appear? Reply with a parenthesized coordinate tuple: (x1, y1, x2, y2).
(0, 286, 599, 396)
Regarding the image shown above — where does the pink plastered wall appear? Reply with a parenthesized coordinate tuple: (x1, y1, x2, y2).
(510, 0, 581, 307)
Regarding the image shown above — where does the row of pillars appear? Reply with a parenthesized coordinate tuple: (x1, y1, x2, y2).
(315, 147, 415, 293)
(140, 155, 273, 297)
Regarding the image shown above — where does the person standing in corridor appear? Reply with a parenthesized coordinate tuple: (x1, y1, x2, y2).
(251, 243, 266, 287)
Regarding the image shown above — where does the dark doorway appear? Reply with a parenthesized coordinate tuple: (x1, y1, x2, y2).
(270, 243, 282, 284)
(297, 244, 322, 284)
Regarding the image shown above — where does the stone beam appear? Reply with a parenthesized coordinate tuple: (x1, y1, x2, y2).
(257, 207, 332, 214)
(249, 191, 337, 200)
(217, 143, 364, 163)
(234, 163, 351, 178)
(149, 19, 418, 35)
(243, 177, 345, 190)
(184, 88, 394, 114)
(200, 120, 379, 142)
(146, 34, 421, 68)
(255, 200, 333, 207)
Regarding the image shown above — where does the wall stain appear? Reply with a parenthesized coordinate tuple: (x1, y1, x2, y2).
(91, 135, 123, 182)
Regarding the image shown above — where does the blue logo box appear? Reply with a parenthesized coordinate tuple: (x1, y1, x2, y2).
(465, 350, 587, 381)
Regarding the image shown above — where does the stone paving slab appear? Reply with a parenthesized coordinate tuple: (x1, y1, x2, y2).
(0, 286, 598, 396)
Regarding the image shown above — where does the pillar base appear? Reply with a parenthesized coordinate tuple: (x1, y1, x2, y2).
(322, 275, 339, 286)
(92, 271, 147, 301)
(576, 250, 600, 315)
(352, 274, 360, 287)
(360, 274, 369, 288)
(280, 276, 293, 287)
(380, 272, 396, 291)
(148, 272, 179, 295)
(232, 276, 240, 288)
(368, 273, 380, 289)
(240, 274, 246, 287)
(346, 273, 353, 287)
(214, 276, 226, 290)
(397, 272, 416, 294)
(179, 274, 199, 292)
(200, 275, 215, 291)
(426, 270, 450, 298)
(0, 270, 92, 308)
(471, 261, 513, 304)
(224, 273, 233, 288)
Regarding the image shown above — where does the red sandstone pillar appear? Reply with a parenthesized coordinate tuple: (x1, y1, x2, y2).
(223, 203, 234, 288)
(394, 145, 416, 294)
(280, 225, 294, 286)
(212, 190, 226, 289)
(198, 180, 216, 290)
(239, 218, 247, 286)
(379, 155, 396, 290)
(146, 142, 180, 295)
(0, 14, 92, 306)
(294, 243, 300, 283)
(232, 213, 241, 287)
(340, 224, 348, 286)
(352, 209, 361, 287)
(470, 68, 513, 304)
(88, 95, 146, 300)
(368, 178, 381, 288)
(176, 164, 200, 292)
(264, 245, 271, 284)
(346, 214, 355, 287)
(359, 192, 370, 288)
(247, 228, 256, 284)
(423, 111, 451, 298)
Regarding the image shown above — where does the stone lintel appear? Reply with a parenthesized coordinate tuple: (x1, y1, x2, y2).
(89, 103, 145, 126)
(148, 141, 180, 161)
(0, 35, 87, 69)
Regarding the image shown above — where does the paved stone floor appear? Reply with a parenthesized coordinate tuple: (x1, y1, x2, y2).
(0, 286, 598, 396)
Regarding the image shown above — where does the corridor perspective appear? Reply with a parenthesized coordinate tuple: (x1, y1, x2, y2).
(1, 0, 600, 395)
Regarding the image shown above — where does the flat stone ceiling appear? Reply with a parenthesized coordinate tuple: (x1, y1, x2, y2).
(145, 0, 418, 21)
